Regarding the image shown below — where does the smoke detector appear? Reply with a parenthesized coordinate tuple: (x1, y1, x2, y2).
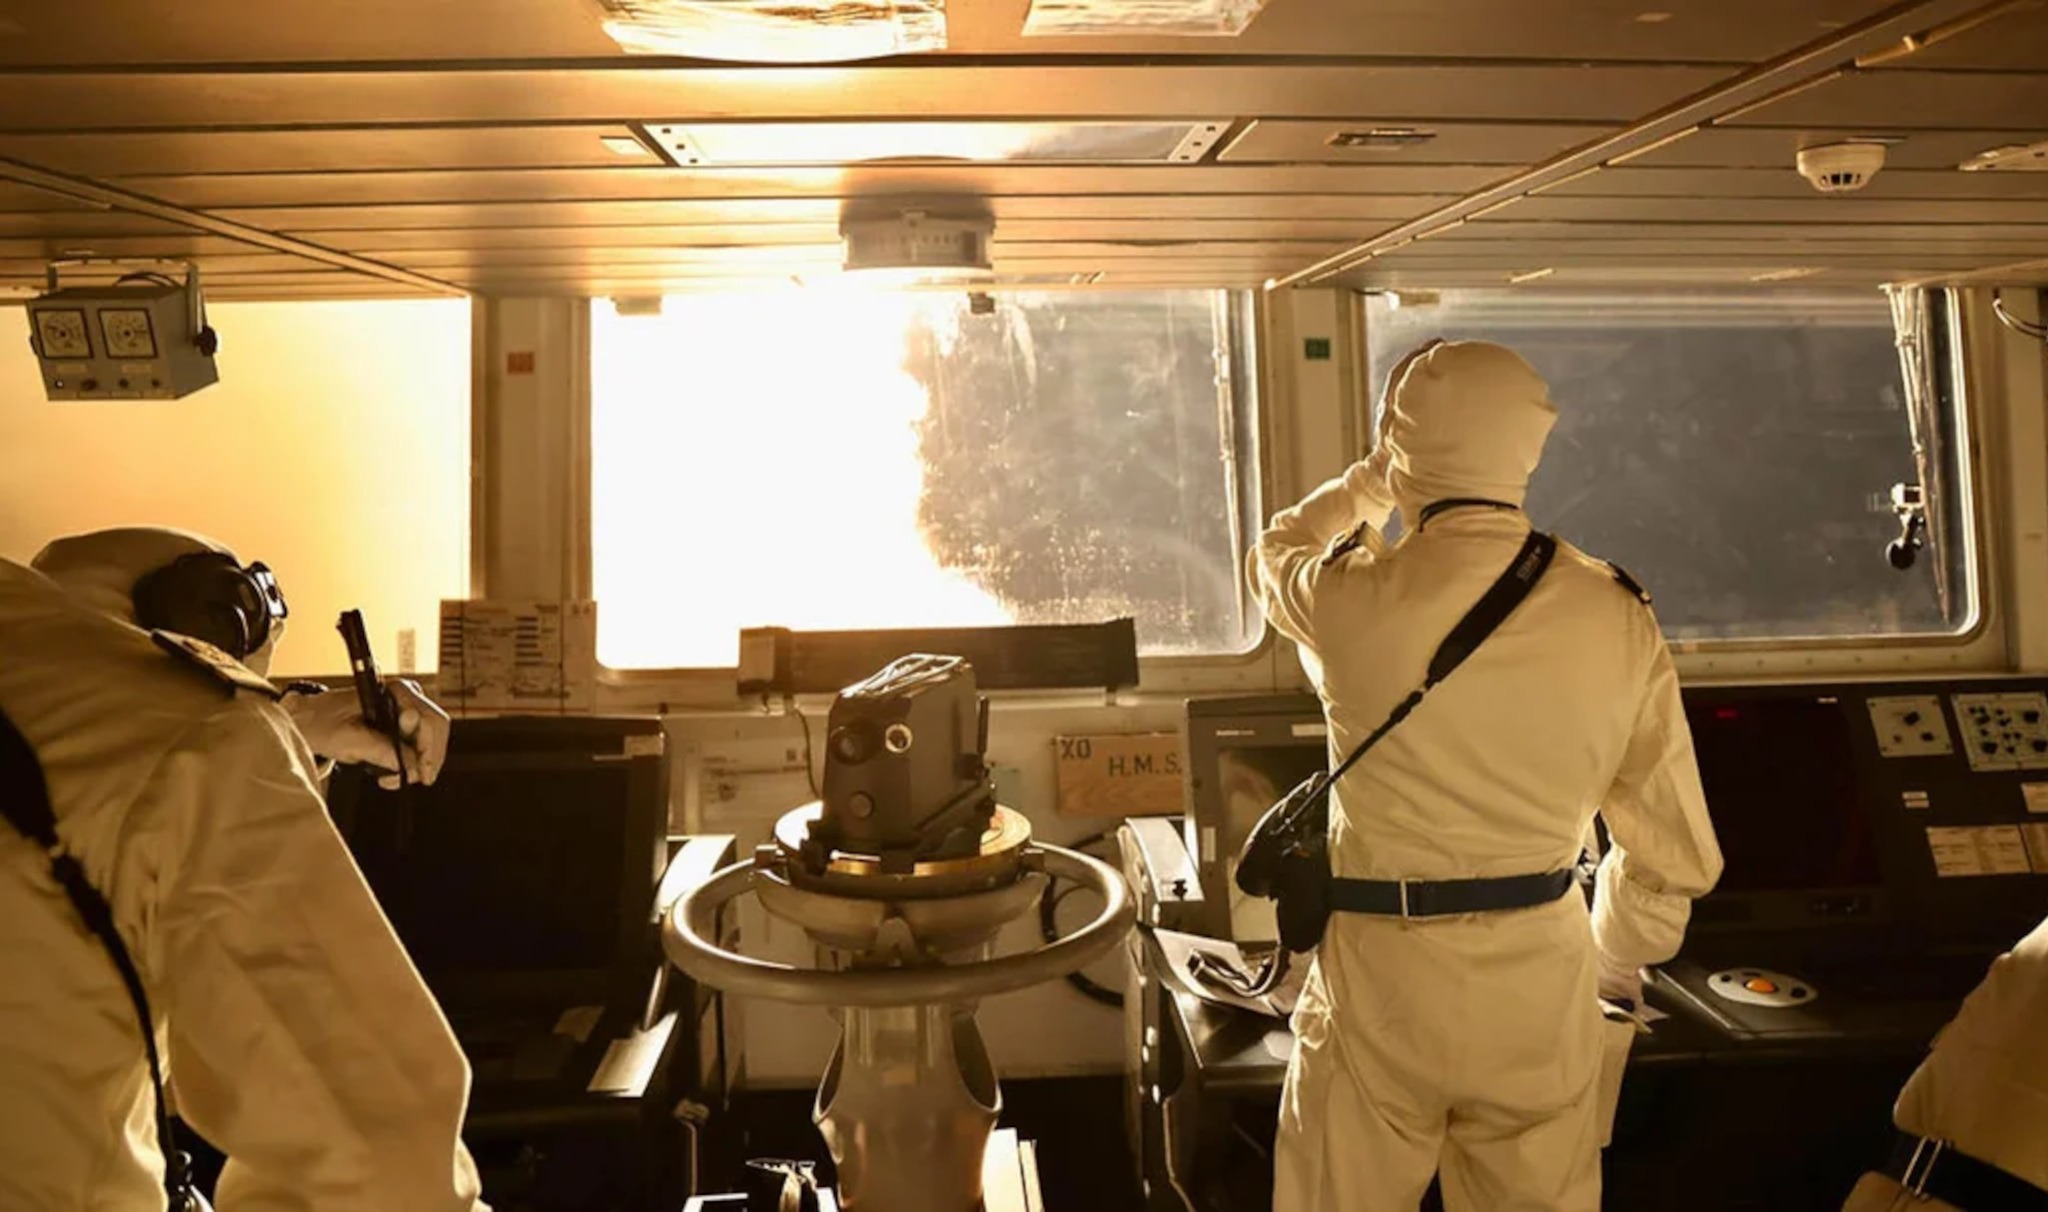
(1796, 142, 1887, 193)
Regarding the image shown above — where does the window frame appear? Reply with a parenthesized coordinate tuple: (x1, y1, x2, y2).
(1347, 286, 2001, 673)
(577, 288, 1284, 695)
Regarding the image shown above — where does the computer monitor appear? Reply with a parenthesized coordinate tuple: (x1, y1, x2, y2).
(1681, 691, 1887, 932)
(1183, 694, 1328, 942)
(329, 716, 669, 1010)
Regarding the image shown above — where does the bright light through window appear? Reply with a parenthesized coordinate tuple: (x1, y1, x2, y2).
(592, 289, 1259, 670)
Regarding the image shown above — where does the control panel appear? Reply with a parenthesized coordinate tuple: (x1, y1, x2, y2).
(1867, 695, 1953, 759)
(1676, 676, 2048, 957)
(1949, 692, 2048, 771)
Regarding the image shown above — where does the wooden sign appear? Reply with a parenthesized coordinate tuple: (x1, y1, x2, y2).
(1053, 732, 1185, 818)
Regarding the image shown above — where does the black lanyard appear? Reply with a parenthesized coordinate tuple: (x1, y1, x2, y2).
(0, 706, 199, 1210)
(1416, 497, 1519, 530)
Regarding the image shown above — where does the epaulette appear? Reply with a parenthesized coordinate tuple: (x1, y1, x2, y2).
(1320, 520, 1372, 568)
(1608, 563, 1653, 606)
(151, 630, 285, 701)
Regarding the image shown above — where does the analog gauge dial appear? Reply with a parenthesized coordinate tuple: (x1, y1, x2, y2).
(34, 308, 92, 359)
(99, 308, 159, 359)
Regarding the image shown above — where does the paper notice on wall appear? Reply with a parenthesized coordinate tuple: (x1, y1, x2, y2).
(438, 599, 597, 714)
(1927, 825, 2032, 877)
(2024, 824, 2048, 874)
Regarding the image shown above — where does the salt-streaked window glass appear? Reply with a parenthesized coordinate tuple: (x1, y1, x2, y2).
(1361, 290, 1976, 642)
(592, 289, 1261, 670)
(0, 300, 470, 675)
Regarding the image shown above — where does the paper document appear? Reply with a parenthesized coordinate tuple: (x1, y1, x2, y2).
(1149, 928, 1303, 1020)
(438, 599, 597, 714)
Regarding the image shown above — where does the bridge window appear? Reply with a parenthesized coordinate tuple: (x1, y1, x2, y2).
(591, 289, 1261, 670)
(0, 300, 472, 676)
(1362, 289, 1976, 643)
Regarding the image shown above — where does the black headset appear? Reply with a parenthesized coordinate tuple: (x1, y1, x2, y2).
(131, 552, 289, 660)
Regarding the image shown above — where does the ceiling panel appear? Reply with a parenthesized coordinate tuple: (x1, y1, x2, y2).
(0, 252, 310, 275)
(0, 63, 1726, 132)
(1218, 119, 1605, 165)
(1877, 6, 2048, 71)
(195, 282, 444, 299)
(0, 127, 662, 176)
(122, 164, 1508, 209)
(0, 233, 277, 259)
(1506, 195, 2048, 225)
(385, 239, 1345, 269)
(212, 193, 1452, 231)
(1551, 166, 2048, 199)
(1394, 234, 2048, 258)
(1726, 69, 2048, 131)
(1442, 219, 2048, 242)
(0, 2, 2039, 297)
(1626, 125, 2048, 170)
(311, 220, 1407, 252)
(0, 0, 1886, 65)
(1374, 249, 2021, 269)
(1337, 265, 1982, 287)
(0, 210, 215, 236)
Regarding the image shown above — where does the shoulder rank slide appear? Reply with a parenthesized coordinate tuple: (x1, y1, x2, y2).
(152, 630, 285, 700)
(1608, 563, 1653, 605)
(1321, 519, 1372, 568)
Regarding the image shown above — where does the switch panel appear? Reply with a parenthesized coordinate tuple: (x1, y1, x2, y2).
(1868, 695, 1953, 759)
(1951, 692, 2048, 771)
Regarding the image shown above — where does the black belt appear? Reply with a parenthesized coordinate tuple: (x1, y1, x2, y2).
(1328, 869, 1575, 919)
(1887, 1132, 2048, 1210)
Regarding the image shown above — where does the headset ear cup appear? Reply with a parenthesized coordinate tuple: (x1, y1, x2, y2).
(131, 553, 258, 659)
(213, 601, 254, 660)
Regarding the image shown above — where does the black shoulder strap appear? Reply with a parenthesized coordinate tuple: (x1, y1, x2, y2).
(0, 707, 197, 1209)
(1327, 530, 1557, 788)
(1607, 562, 1652, 605)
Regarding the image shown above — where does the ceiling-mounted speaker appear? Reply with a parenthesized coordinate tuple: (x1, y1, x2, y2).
(841, 211, 994, 280)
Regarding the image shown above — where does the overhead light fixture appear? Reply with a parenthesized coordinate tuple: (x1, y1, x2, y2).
(594, 0, 946, 61)
(646, 120, 1228, 167)
(1751, 267, 1823, 282)
(1634, 11, 1674, 22)
(1960, 139, 2048, 173)
(600, 135, 654, 157)
(1021, 0, 1271, 37)
(1506, 268, 1557, 284)
(1326, 127, 1437, 150)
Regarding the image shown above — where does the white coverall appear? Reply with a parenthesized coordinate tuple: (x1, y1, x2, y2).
(1251, 341, 1724, 1212)
(0, 557, 487, 1212)
(1841, 915, 2048, 1211)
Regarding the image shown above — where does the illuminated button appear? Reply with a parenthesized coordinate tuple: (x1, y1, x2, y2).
(1743, 977, 1779, 995)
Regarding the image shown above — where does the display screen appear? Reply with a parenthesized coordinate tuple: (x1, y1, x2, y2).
(347, 766, 636, 980)
(1686, 697, 1882, 893)
(1216, 743, 1330, 941)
